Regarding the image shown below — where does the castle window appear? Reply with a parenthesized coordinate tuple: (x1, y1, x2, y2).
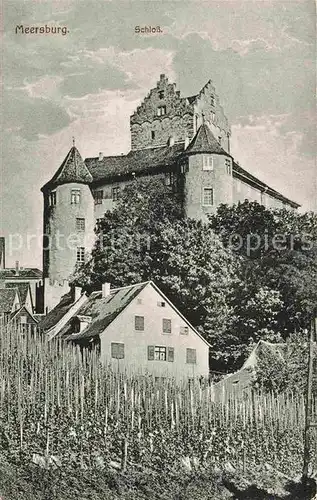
(158, 90, 164, 99)
(202, 155, 213, 171)
(50, 191, 56, 206)
(202, 187, 214, 206)
(225, 159, 232, 175)
(71, 189, 81, 205)
(151, 130, 155, 140)
(94, 190, 103, 204)
(76, 247, 85, 263)
(157, 105, 166, 116)
(186, 348, 197, 364)
(111, 342, 125, 359)
(76, 218, 85, 231)
(162, 318, 172, 334)
(112, 186, 120, 201)
(157, 301, 165, 307)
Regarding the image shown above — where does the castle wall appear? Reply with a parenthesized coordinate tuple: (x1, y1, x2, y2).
(193, 81, 231, 153)
(185, 154, 233, 220)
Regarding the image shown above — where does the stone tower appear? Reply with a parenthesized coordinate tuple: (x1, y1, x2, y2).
(184, 121, 233, 219)
(41, 143, 95, 312)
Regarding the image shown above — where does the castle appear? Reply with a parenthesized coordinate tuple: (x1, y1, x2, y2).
(41, 75, 299, 312)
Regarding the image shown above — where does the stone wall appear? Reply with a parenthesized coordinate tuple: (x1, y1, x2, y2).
(130, 74, 195, 150)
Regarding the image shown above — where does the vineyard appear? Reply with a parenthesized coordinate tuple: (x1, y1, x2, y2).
(0, 323, 316, 499)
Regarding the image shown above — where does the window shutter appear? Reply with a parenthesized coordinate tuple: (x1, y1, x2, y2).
(148, 345, 155, 361)
(167, 347, 174, 362)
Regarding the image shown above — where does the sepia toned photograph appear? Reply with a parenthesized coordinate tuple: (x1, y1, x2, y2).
(0, 0, 316, 498)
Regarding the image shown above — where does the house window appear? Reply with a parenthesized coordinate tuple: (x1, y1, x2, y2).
(155, 346, 167, 361)
(137, 298, 142, 304)
(165, 172, 175, 187)
(180, 326, 189, 335)
(225, 159, 232, 175)
(202, 155, 213, 171)
(151, 130, 155, 140)
(112, 186, 120, 201)
(71, 189, 81, 205)
(76, 218, 85, 231)
(157, 105, 166, 117)
(76, 247, 85, 263)
(111, 342, 125, 359)
(186, 348, 197, 364)
(94, 190, 103, 204)
(20, 315, 27, 324)
(202, 187, 214, 206)
(158, 90, 164, 99)
(162, 318, 171, 334)
(135, 315, 144, 331)
(50, 191, 56, 206)
(157, 301, 165, 307)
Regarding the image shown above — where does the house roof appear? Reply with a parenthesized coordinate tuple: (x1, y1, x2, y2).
(185, 122, 228, 156)
(85, 143, 185, 185)
(0, 268, 42, 279)
(38, 291, 75, 332)
(10, 305, 38, 323)
(65, 282, 148, 340)
(232, 162, 300, 208)
(0, 288, 19, 313)
(5, 282, 31, 305)
(41, 146, 93, 192)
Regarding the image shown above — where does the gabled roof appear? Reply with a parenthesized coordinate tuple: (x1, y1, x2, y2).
(86, 143, 185, 185)
(38, 291, 75, 332)
(186, 122, 228, 156)
(0, 268, 42, 279)
(0, 288, 19, 313)
(10, 305, 38, 323)
(66, 282, 148, 340)
(67, 281, 210, 347)
(5, 282, 32, 306)
(41, 146, 93, 192)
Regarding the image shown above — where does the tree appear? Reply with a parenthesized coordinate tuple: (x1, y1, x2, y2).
(71, 177, 237, 344)
(209, 201, 317, 335)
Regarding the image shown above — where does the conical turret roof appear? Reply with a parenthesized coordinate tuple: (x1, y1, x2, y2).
(41, 145, 93, 192)
(186, 122, 228, 156)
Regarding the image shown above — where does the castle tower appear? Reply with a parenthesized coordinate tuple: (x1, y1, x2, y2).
(41, 142, 94, 312)
(184, 121, 233, 219)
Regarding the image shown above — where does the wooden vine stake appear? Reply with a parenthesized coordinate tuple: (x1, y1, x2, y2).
(302, 316, 316, 483)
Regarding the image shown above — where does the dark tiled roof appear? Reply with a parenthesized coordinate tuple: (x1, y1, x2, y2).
(5, 282, 30, 305)
(233, 162, 300, 208)
(42, 146, 93, 192)
(0, 288, 18, 313)
(38, 292, 75, 332)
(186, 123, 228, 155)
(66, 282, 148, 340)
(0, 268, 42, 279)
(86, 144, 185, 185)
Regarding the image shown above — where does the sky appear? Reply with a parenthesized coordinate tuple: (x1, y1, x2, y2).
(0, 0, 316, 268)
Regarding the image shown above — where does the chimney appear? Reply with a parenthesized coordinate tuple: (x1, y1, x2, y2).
(0, 237, 5, 269)
(168, 136, 175, 147)
(102, 282, 111, 298)
(99, 152, 104, 161)
(15, 260, 19, 276)
(74, 286, 82, 302)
